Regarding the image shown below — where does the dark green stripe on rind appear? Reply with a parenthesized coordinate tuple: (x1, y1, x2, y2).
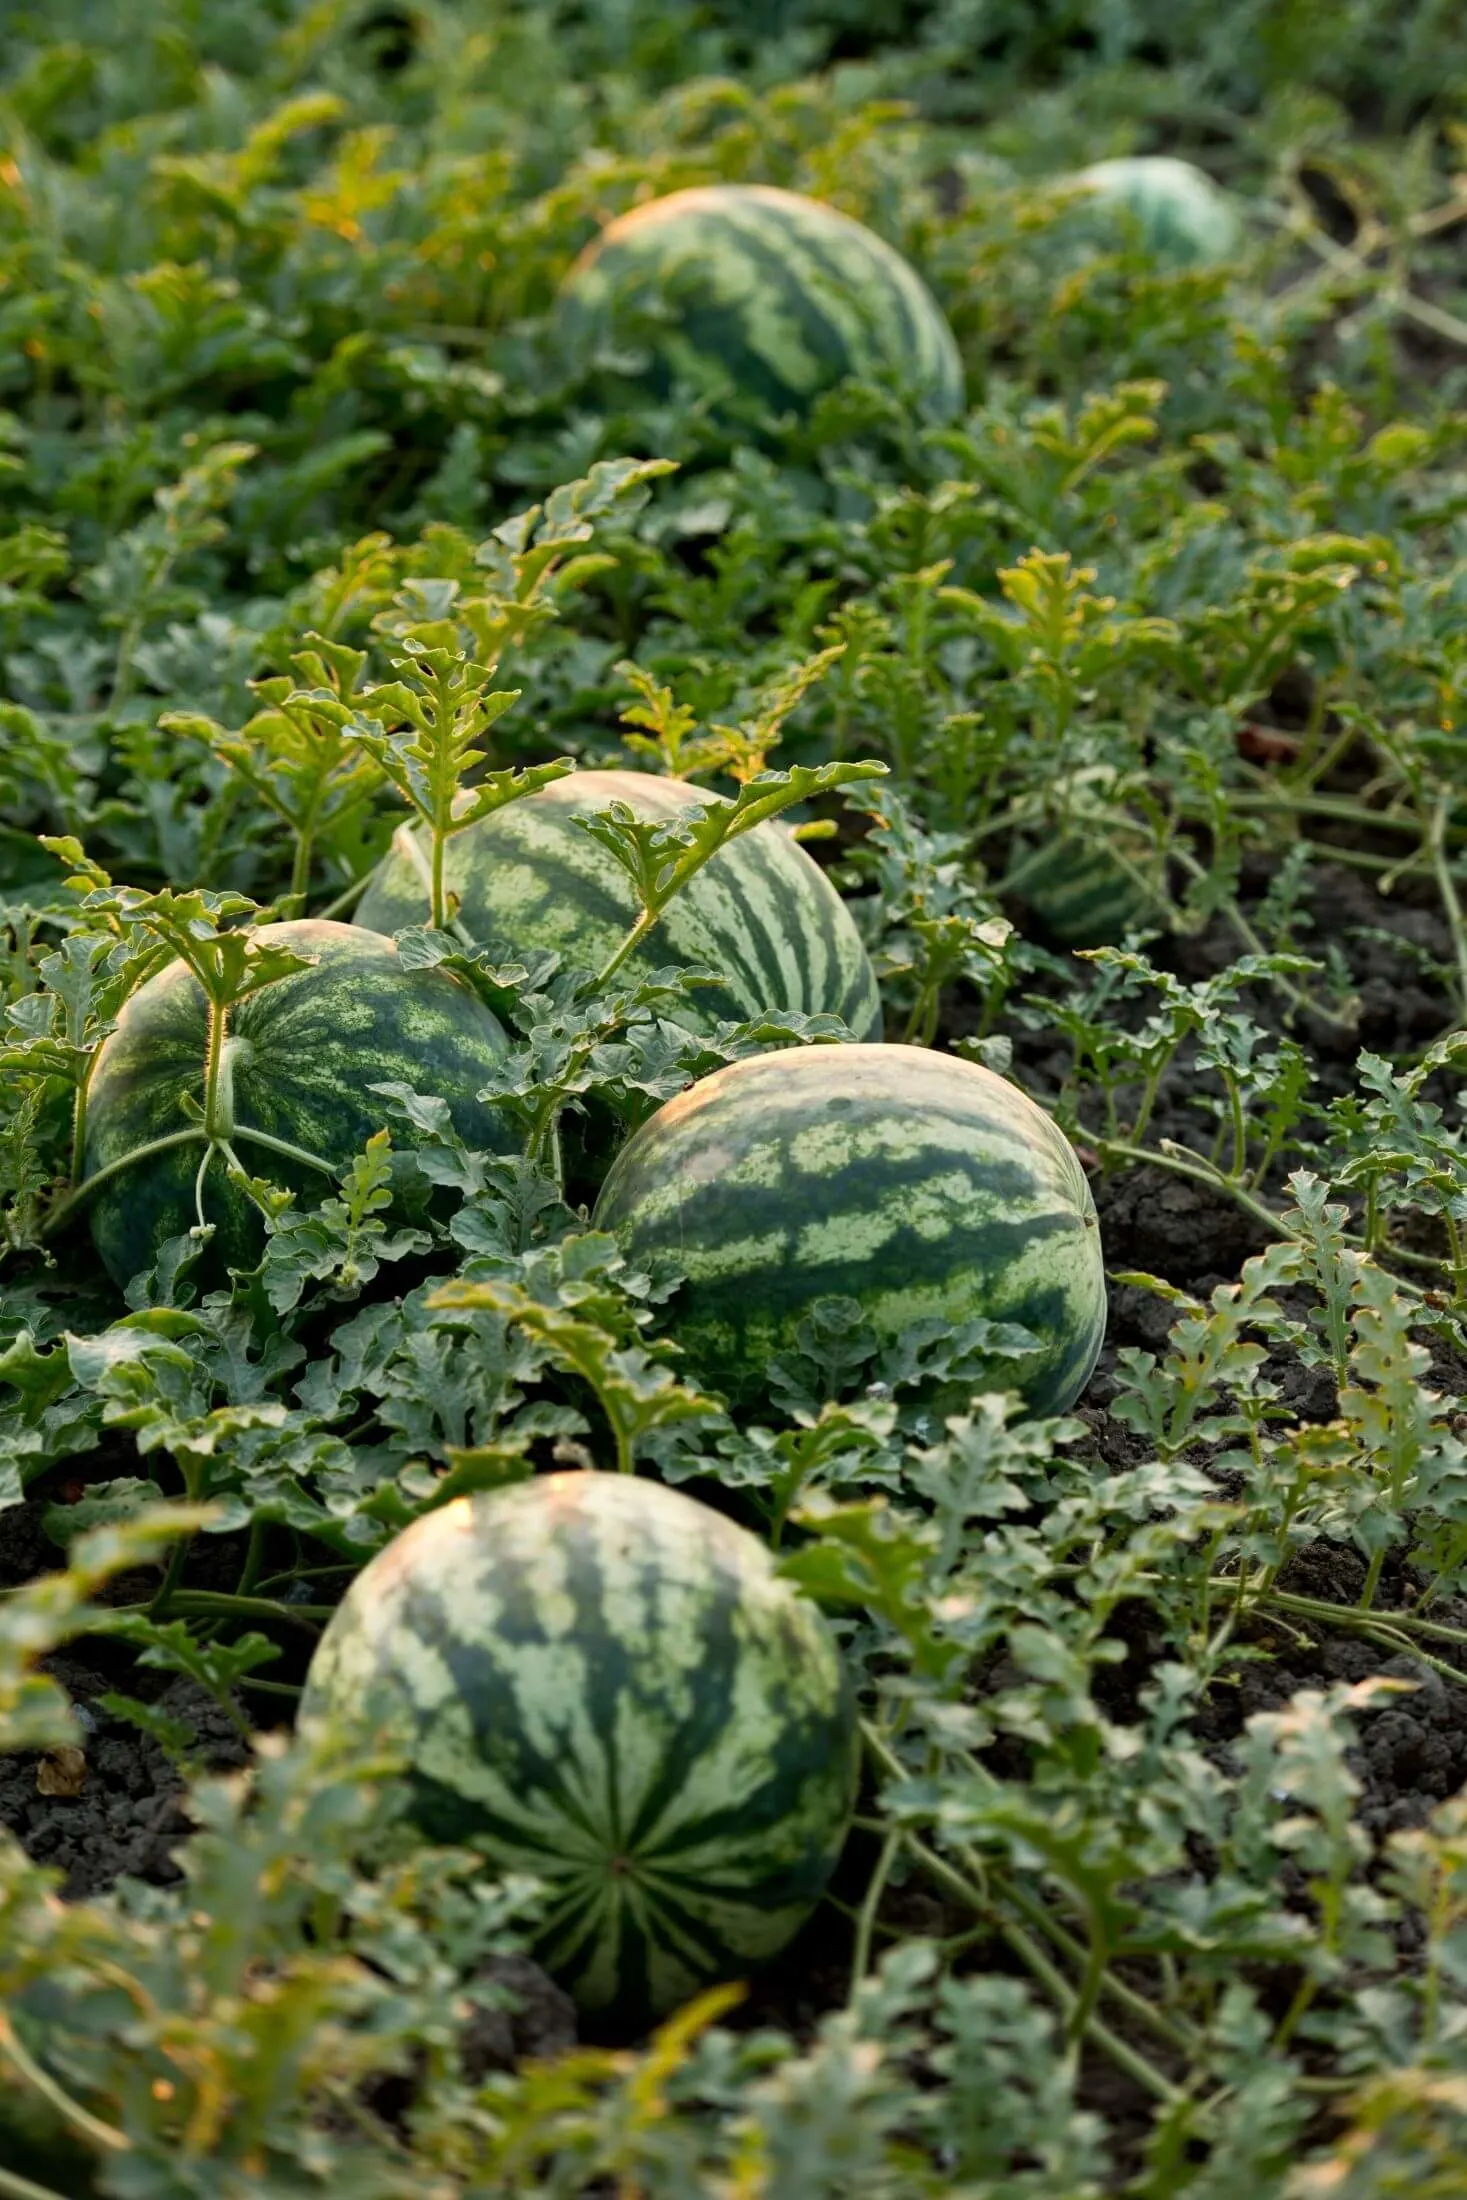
(298, 1472, 857, 2025)
(84, 919, 512, 1287)
(562, 184, 963, 422)
(1010, 832, 1161, 947)
(357, 770, 882, 1039)
(593, 1045, 1106, 1414)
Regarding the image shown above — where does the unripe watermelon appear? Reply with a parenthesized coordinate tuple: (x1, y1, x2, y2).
(1007, 829, 1161, 947)
(1071, 156, 1242, 267)
(356, 769, 882, 1037)
(84, 919, 510, 1286)
(298, 1471, 857, 2027)
(560, 183, 964, 422)
(593, 1044, 1105, 1413)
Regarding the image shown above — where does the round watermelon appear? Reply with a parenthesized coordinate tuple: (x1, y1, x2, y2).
(356, 769, 882, 1037)
(84, 919, 510, 1287)
(297, 1471, 857, 2027)
(593, 1044, 1106, 1414)
(560, 183, 964, 422)
(1007, 830, 1161, 947)
(1071, 156, 1242, 268)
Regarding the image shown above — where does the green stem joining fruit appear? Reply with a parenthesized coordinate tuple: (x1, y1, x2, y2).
(41, 1127, 208, 1238)
(289, 820, 315, 908)
(67, 1047, 101, 1190)
(201, 997, 230, 1139)
(430, 820, 449, 934)
(0, 2013, 130, 2156)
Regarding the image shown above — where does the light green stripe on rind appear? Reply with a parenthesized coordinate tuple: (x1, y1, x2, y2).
(593, 1045, 1106, 1414)
(357, 770, 882, 1038)
(298, 1472, 857, 2025)
(562, 183, 963, 422)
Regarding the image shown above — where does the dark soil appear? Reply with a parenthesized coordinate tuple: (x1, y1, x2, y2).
(2, 851, 1464, 2078)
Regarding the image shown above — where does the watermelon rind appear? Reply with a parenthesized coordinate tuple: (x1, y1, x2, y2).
(83, 918, 511, 1286)
(297, 1470, 858, 2027)
(1072, 155, 1243, 267)
(1006, 829, 1165, 947)
(356, 768, 883, 1038)
(560, 182, 964, 422)
(592, 1043, 1106, 1413)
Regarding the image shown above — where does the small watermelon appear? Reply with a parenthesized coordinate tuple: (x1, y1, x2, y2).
(1006, 814, 1165, 948)
(593, 1044, 1105, 1413)
(1007, 831, 1161, 947)
(560, 182, 964, 422)
(297, 1471, 857, 2027)
(1071, 156, 1242, 267)
(84, 919, 510, 1286)
(356, 768, 882, 1036)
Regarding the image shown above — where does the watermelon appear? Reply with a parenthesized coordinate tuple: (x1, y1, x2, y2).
(84, 919, 510, 1287)
(356, 768, 882, 1037)
(1071, 156, 1242, 268)
(1007, 830, 1161, 947)
(560, 183, 964, 422)
(593, 1044, 1105, 1413)
(297, 1470, 857, 2027)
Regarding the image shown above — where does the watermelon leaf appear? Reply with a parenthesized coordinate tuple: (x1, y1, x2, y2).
(428, 1275, 723, 1476)
(164, 635, 387, 909)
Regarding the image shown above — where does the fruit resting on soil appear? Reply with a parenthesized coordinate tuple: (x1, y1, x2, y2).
(297, 1470, 858, 2026)
(1006, 830, 1163, 947)
(356, 767, 883, 1036)
(593, 1043, 1106, 1412)
(83, 918, 510, 1286)
(559, 182, 964, 420)
(1071, 155, 1242, 267)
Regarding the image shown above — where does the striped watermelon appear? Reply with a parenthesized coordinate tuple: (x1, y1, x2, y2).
(1006, 831, 1164, 947)
(1071, 156, 1242, 267)
(84, 919, 510, 1287)
(560, 183, 964, 422)
(298, 1471, 857, 2027)
(593, 1044, 1105, 1414)
(356, 769, 882, 1037)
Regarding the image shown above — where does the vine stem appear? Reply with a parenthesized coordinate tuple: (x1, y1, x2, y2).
(231, 1126, 337, 1177)
(1097, 1138, 1447, 1303)
(0, 2168, 74, 2200)
(1096, 1138, 1295, 1245)
(900, 1829, 1184, 2105)
(165, 1590, 336, 1626)
(594, 905, 659, 992)
(860, 1726, 1185, 2103)
(848, 1829, 902, 1993)
(1429, 795, 1467, 1024)
(0, 2013, 130, 2155)
(41, 1119, 337, 1245)
(41, 1127, 207, 1237)
(311, 870, 375, 923)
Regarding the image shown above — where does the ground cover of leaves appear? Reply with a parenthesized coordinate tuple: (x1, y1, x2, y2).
(8, 2, 1467, 2194)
